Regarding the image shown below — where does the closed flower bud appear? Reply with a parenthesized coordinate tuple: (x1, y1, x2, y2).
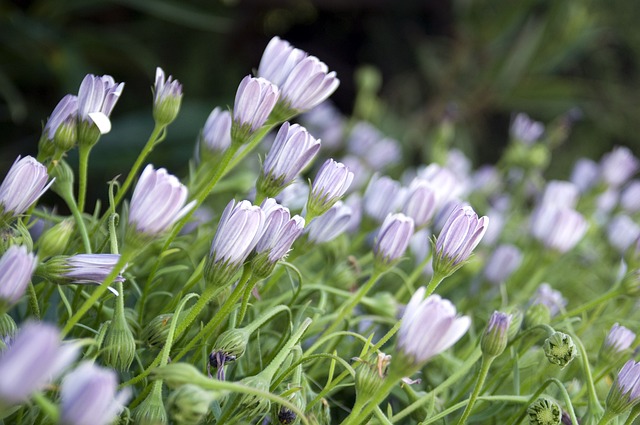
(142, 309, 190, 350)
(238, 374, 271, 420)
(60, 362, 131, 425)
(483, 244, 523, 284)
(42, 94, 78, 153)
(540, 180, 580, 209)
(530, 205, 588, 253)
(0, 313, 17, 349)
(305, 201, 352, 244)
(507, 308, 524, 342)
(620, 180, 640, 213)
(36, 218, 74, 259)
(600, 146, 639, 188)
(209, 327, 249, 379)
(600, 323, 636, 364)
(363, 174, 403, 222)
(0, 322, 79, 407)
(511, 113, 544, 145)
(531, 283, 566, 317)
(199, 107, 232, 157)
(605, 360, 640, 416)
(132, 386, 168, 425)
(306, 159, 354, 218)
(167, 384, 216, 425)
(257, 122, 321, 199)
(0, 156, 53, 224)
(481, 311, 512, 358)
(527, 398, 562, 425)
(77, 74, 124, 145)
(543, 332, 576, 369)
(127, 165, 195, 240)
(0, 245, 38, 311)
(433, 204, 488, 277)
(402, 178, 437, 228)
(232, 75, 279, 143)
(608, 215, 640, 254)
(524, 303, 551, 329)
(373, 213, 414, 268)
(153, 363, 204, 389)
(204, 200, 265, 285)
(274, 390, 305, 425)
(43, 254, 125, 289)
(50, 159, 75, 200)
(355, 352, 391, 401)
(102, 312, 137, 371)
(153, 67, 182, 126)
(570, 158, 600, 193)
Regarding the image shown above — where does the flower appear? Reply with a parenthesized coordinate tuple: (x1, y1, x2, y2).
(253, 199, 305, 271)
(363, 174, 403, 222)
(0, 322, 79, 406)
(621, 180, 640, 213)
(483, 244, 523, 284)
(607, 214, 640, 254)
(530, 205, 587, 253)
(600, 323, 636, 363)
(42, 94, 78, 152)
(60, 362, 131, 425)
(62, 254, 125, 285)
(481, 311, 512, 358)
(200, 107, 232, 155)
(232, 75, 279, 140)
(257, 122, 321, 198)
(531, 283, 566, 317)
(433, 205, 489, 276)
(373, 213, 414, 267)
(570, 158, 600, 193)
(305, 201, 353, 244)
(153, 67, 183, 125)
(605, 360, 640, 415)
(510, 113, 544, 144)
(258, 36, 339, 113)
(205, 200, 265, 284)
(77, 74, 124, 138)
(0, 156, 53, 222)
(540, 180, 580, 209)
(402, 178, 437, 228)
(128, 164, 196, 237)
(600, 146, 639, 187)
(0, 245, 38, 310)
(346, 122, 400, 170)
(394, 288, 470, 370)
(527, 398, 562, 425)
(306, 159, 354, 218)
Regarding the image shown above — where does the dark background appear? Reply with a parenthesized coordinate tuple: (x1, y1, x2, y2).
(2, 0, 639, 190)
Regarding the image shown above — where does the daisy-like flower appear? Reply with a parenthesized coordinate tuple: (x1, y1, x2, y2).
(153, 67, 183, 125)
(231, 75, 279, 143)
(0, 156, 53, 223)
(373, 213, 414, 268)
(306, 159, 354, 219)
(0, 245, 38, 311)
(77, 74, 124, 141)
(605, 360, 640, 416)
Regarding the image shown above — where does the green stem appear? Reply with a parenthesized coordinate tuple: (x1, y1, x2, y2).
(425, 271, 446, 297)
(27, 281, 40, 319)
(597, 411, 615, 425)
(59, 189, 92, 253)
(570, 330, 604, 419)
(113, 123, 166, 208)
(30, 392, 59, 423)
(556, 288, 624, 321)
(258, 318, 312, 383)
(456, 355, 494, 425)
(77, 144, 92, 212)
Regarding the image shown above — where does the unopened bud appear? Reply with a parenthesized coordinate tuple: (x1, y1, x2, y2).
(527, 398, 562, 425)
(167, 384, 216, 425)
(0, 313, 17, 348)
(36, 218, 74, 259)
(153, 363, 204, 389)
(50, 160, 75, 200)
(507, 308, 524, 341)
(543, 332, 576, 369)
(355, 353, 391, 401)
(238, 375, 271, 420)
(208, 327, 249, 380)
(481, 311, 511, 358)
(524, 303, 551, 329)
(102, 310, 136, 371)
(132, 387, 168, 425)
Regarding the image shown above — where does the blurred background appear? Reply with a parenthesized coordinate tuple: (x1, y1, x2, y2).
(1, 0, 639, 193)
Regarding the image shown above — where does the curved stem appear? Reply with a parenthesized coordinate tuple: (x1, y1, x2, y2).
(570, 330, 604, 419)
(456, 355, 493, 425)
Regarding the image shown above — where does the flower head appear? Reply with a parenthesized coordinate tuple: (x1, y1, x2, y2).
(200, 107, 232, 156)
(60, 362, 131, 425)
(433, 205, 488, 276)
(363, 174, 403, 222)
(62, 254, 126, 286)
(481, 311, 512, 358)
(531, 283, 567, 317)
(0, 245, 38, 310)
(510, 113, 544, 144)
(600, 146, 639, 188)
(0, 156, 53, 222)
(600, 323, 636, 364)
(394, 288, 470, 371)
(402, 178, 437, 228)
(305, 201, 352, 244)
(606, 360, 640, 415)
(153, 67, 183, 125)
(373, 213, 414, 268)
(530, 205, 587, 253)
(77, 74, 124, 140)
(232, 75, 279, 141)
(42, 94, 78, 153)
(0, 322, 79, 406)
(128, 164, 195, 238)
(307, 159, 354, 218)
(483, 244, 523, 284)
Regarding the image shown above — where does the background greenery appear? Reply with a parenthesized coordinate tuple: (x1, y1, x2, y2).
(1, 0, 639, 193)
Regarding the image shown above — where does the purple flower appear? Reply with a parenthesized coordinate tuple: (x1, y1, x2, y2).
(77, 74, 124, 135)
(604, 323, 636, 355)
(621, 180, 640, 213)
(402, 178, 437, 228)
(395, 288, 470, 368)
(608, 215, 640, 254)
(531, 283, 566, 317)
(433, 205, 489, 275)
(43, 94, 78, 141)
(373, 213, 415, 267)
(0, 156, 53, 220)
(153, 67, 183, 125)
(481, 311, 512, 357)
(206, 200, 265, 274)
(606, 360, 640, 415)
(530, 205, 587, 253)
(305, 201, 352, 244)
(128, 165, 195, 236)
(347, 122, 400, 170)
(540, 180, 580, 209)
(275, 179, 309, 211)
(417, 164, 462, 211)
(200, 107, 232, 155)
(60, 362, 131, 425)
(570, 158, 600, 193)
(232, 75, 279, 135)
(62, 254, 126, 286)
(600, 146, 639, 187)
(0, 322, 79, 406)
(258, 37, 339, 113)
(256, 198, 305, 263)
(307, 159, 354, 217)
(363, 174, 403, 222)
(258, 122, 321, 197)
(299, 101, 345, 150)
(0, 245, 38, 309)
(510, 113, 544, 144)
(483, 244, 523, 284)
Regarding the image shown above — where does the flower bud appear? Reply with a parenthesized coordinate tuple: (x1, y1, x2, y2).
(209, 327, 249, 379)
(102, 311, 137, 371)
(153, 363, 204, 389)
(306, 159, 354, 218)
(363, 174, 403, 222)
(141, 309, 190, 350)
(0, 156, 53, 224)
(0, 245, 38, 311)
(305, 201, 352, 244)
(543, 332, 576, 369)
(605, 360, 640, 416)
(167, 384, 216, 425)
(355, 352, 391, 401)
(373, 213, 414, 269)
(77, 74, 124, 146)
(231, 75, 279, 144)
(507, 308, 523, 342)
(483, 244, 523, 284)
(527, 398, 562, 425)
(481, 311, 512, 358)
(524, 303, 551, 329)
(273, 390, 305, 425)
(600, 146, 639, 188)
(237, 374, 271, 420)
(600, 323, 636, 365)
(36, 218, 74, 259)
(41, 94, 78, 150)
(511, 113, 544, 145)
(530, 205, 587, 253)
(402, 178, 437, 228)
(132, 389, 168, 425)
(153, 67, 183, 126)
(199, 107, 232, 157)
(42, 254, 125, 289)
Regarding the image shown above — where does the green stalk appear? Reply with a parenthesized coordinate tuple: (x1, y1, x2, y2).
(455, 356, 494, 425)
(76, 144, 92, 212)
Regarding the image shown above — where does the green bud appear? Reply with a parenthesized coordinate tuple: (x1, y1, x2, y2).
(141, 308, 190, 350)
(53, 119, 78, 152)
(524, 303, 551, 329)
(355, 353, 390, 401)
(481, 311, 511, 358)
(0, 313, 17, 349)
(237, 375, 271, 420)
(167, 384, 215, 425)
(209, 327, 249, 379)
(543, 332, 577, 369)
(37, 133, 56, 162)
(153, 363, 205, 389)
(527, 397, 562, 425)
(272, 390, 305, 425)
(50, 160, 75, 200)
(529, 144, 550, 169)
(77, 119, 102, 148)
(132, 385, 168, 425)
(153, 96, 182, 127)
(102, 309, 137, 371)
(363, 292, 397, 318)
(36, 218, 74, 259)
(507, 308, 524, 341)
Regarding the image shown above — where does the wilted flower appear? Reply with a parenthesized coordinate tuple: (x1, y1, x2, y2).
(605, 360, 640, 416)
(0, 322, 79, 406)
(600, 146, 639, 187)
(0, 156, 53, 222)
(257, 122, 321, 198)
(394, 287, 470, 371)
(530, 205, 587, 253)
(60, 362, 131, 425)
(77, 74, 124, 140)
(483, 244, 523, 284)
(128, 164, 195, 238)
(433, 205, 489, 276)
(600, 323, 636, 364)
(0, 245, 38, 310)
(305, 201, 352, 244)
(153, 67, 183, 125)
(510, 113, 544, 144)
(199, 107, 232, 156)
(402, 178, 437, 228)
(363, 174, 403, 222)
(205, 200, 265, 284)
(306, 159, 354, 218)
(232, 75, 279, 141)
(373, 213, 414, 267)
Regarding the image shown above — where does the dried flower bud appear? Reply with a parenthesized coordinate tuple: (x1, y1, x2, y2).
(543, 332, 576, 369)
